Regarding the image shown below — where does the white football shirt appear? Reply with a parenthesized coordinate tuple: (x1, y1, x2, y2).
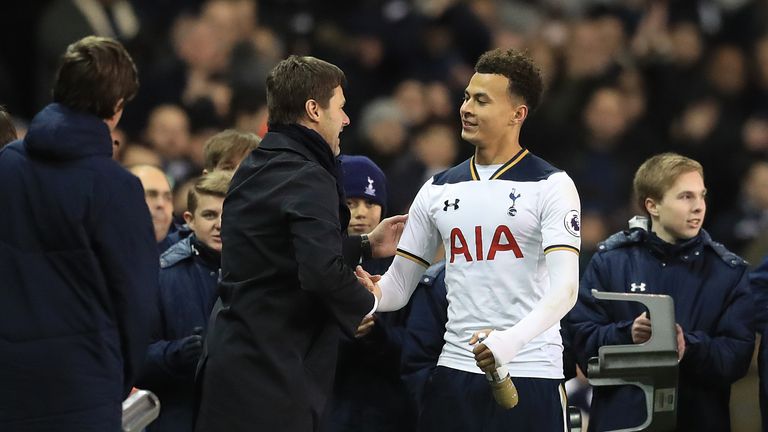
(395, 149, 581, 378)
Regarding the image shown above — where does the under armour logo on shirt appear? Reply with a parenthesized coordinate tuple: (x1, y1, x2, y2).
(630, 282, 646, 292)
(443, 199, 460, 211)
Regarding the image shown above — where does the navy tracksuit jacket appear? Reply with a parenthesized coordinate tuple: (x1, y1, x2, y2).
(568, 227, 754, 432)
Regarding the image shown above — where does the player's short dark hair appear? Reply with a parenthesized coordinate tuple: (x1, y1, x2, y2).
(266, 55, 346, 125)
(475, 48, 543, 113)
(203, 129, 261, 172)
(0, 105, 17, 148)
(53, 36, 139, 119)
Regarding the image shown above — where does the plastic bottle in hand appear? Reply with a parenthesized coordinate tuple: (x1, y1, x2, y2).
(478, 333, 519, 409)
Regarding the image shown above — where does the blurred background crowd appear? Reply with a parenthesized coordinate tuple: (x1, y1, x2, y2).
(3, 0, 768, 429)
(3, 0, 768, 266)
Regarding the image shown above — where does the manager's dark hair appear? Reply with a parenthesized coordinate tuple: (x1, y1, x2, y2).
(266, 55, 346, 126)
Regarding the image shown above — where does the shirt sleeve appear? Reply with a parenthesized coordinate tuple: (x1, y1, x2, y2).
(483, 249, 579, 366)
(378, 179, 441, 311)
(482, 172, 582, 366)
(540, 172, 581, 255)
(394, 179, 442, 268)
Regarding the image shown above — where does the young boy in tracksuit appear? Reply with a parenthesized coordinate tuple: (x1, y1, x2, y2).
(322, 155, 415, 432)
(137, 170, 232, 432)
(568, 153, 755, 431)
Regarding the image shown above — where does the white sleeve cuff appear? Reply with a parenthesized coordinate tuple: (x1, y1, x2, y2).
(367, 292, 378, 316)
(483, 329, 525, 367)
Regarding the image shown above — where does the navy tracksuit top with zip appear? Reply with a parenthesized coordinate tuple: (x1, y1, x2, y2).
(567, 227, 754, 432)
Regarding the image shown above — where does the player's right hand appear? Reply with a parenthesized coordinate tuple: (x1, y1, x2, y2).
(470, 329, 497, 373)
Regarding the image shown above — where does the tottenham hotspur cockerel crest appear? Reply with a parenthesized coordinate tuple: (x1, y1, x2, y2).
(364, 176, 376, 196)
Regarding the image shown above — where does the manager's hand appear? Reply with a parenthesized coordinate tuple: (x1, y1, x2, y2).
(368, 214, 407, 258)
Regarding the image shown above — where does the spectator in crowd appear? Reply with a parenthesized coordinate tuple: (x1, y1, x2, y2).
(393, 81, 429, 129)
(356, 98, 408, 174)
(202, 128, 261, 173)
(323, 155, 415, 432)
(121, 144, 164, 167)
(170, 128, 260, 218)
(750, 35, 768, 114)
(144, 104, 197, 185)
(36, 0, 141, 109)
(129, 164, 176, 252)
(137, 170, 233, 432)
(0, 105, 17, 147)
(0, 36, 157, 432)
(341, 155, 389, 246)
(388, 122, 459, 215)
(578, 209, 610, 275)
(228, 85, 269, 136)
(712, 159, 768, 261)
(639, 19, 707, 134)
(195, 55, 405, 432)
(171, 177, 197, 218)
(568, 152, 754, 432)
(566, 86, 637, 230)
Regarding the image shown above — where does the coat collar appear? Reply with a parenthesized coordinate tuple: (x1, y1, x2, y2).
(260, 123, 351, 234)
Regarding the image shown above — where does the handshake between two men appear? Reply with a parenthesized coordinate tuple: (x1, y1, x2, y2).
(355, 266, 382, 338)
(352, 214, 406, 338)
(347, 213, 499, 373)
(353, 260, 517, 409)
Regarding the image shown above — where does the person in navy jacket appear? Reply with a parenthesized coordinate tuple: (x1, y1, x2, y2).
(137, 170, 232, 432)
(751, 256, 768, 432)
(568, 153, 755, 432)
(0, 36, 158, 432)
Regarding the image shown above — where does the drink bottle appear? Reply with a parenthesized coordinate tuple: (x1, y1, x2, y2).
(478, 332, 519, 409)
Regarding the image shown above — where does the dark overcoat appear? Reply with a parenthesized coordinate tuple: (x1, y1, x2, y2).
(195, 124, 375, 432)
